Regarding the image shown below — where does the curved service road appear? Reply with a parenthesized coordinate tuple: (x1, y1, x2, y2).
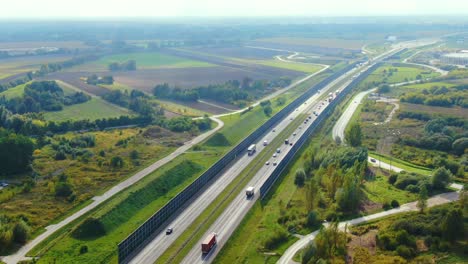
(1, 117, 224, 264)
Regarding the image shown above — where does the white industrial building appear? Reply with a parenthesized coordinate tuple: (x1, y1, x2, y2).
(441, 52, 468, 65)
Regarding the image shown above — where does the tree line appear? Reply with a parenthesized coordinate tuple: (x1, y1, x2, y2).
(397, 116, 467, 155)
(400, 84, 468, 108)
(108, 60, 136, 71)
(0, 81, 90, 114)
(153, 77, 292, 106)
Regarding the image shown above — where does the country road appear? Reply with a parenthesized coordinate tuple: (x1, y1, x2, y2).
(213, 47, 330, 119)
(1, 117, 224, 264)
(277, 189, 461, 264)
(278, 156, 463, 264)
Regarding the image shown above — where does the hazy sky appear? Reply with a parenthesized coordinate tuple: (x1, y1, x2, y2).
(2, 0, 468, 18)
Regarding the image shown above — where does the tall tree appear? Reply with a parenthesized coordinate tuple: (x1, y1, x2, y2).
(416, 186, 428, 213)
(442, 209, 464, 243)
(345, 122, 362, 147)
(431, 167, 452, 190)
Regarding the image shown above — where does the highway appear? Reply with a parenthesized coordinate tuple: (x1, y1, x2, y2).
(128, 52, 373, 264)
(179, 53, 398, 264)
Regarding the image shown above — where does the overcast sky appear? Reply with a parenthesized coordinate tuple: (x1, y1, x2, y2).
(2, 0, 468, 18)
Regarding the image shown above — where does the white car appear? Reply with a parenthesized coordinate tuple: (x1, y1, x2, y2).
(273, 153, 277, 158)
(293, 132, 296, 136)
(265, 161, 270, 165)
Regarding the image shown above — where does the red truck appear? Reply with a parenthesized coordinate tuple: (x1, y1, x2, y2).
(201, 233, 217, 254)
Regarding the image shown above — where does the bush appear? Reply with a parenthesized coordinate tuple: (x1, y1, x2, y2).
(79, 245, 88, 254)
(396, 245, 414, 259)
(405, 184, 420, 193)
(110, 156, 124, 168)
(72, 218, 106, 239)
(382, 202, 392, 211)
(306, 211, 320, 228)
(55, 182, 73, 197)
(388, 174, 398, 184)
(295, 169, 306, 187)
(12, 220, 30, 243)
(391, 200, 400, 208)
(262, 229, 288, 250)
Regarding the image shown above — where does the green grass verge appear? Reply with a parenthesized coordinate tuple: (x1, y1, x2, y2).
(369, 152, 433, 175)
(158, 113, 307, 263)
(363, 174, 418, 205)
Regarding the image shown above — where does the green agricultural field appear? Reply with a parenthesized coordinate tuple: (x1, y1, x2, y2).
(70, 52, 214, 71)
(256, 59, 323, 73)
(99, 81, 133, 92)
(363, 65, 440, 85)
(44, 98, 131, 121)
(0, 82, 29, 99)
(155, 99, 209, 117)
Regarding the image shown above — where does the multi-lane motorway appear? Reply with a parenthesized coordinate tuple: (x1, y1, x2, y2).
(128, 48, 393, 263)
(180, 59, 386, 264)
(128, 69, 348, 264)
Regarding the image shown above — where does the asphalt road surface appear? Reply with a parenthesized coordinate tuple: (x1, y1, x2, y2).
(128, 53, 369, 264)
(278, 190, 460, 264)
(180, 60, 387, 264)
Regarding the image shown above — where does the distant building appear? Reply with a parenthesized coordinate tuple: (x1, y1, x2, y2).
(386, 35, 397, 42)
(441, 52, 468, 65)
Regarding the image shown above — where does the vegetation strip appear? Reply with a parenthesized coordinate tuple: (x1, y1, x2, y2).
(160, 114, 307, 263)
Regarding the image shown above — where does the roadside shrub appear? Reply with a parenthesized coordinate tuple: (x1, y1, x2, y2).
(262, 229, 288, 250)
(79, 245, 88, 254)
(72, 218, 106, 239)
(388, 173, 398, 184)
(55, 150, 67, 160)
(55, 182, 73, 198)
(391, 200, 400, 208)
(12, 220, 30, 243)
(294, 169, 306, 187)
(306, 211, 320, 228)
(396, 245, 414, 259)
(377, 233, 397, 251)
(382, 202, 392, 211)
(405, 184, 420, 193)
(110, 156, 124, 168)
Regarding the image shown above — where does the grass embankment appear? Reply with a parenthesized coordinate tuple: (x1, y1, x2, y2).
(159, 113, 307, 263)
(34, 154, 213, 264)
(369, 152, 433, 175)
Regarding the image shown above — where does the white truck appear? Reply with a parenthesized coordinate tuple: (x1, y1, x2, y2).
(247, 144, 256, 156)
(246, 186, 255, 197)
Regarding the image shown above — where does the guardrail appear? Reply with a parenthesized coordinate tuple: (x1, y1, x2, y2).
(117, 61, 361, 263)
(260, 62, 383, 199)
